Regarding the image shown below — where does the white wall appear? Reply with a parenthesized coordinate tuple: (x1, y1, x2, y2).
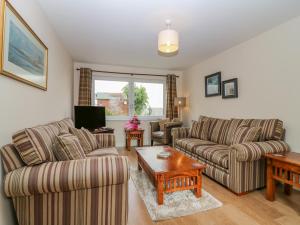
(74, 62, 183, 147)
(0, 0, 73, 224)
(183, 16, 300, 151)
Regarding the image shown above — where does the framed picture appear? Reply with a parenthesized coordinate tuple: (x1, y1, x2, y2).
(205, 72, 221, 97)
(222, 78, 238, 99)
(0, 0, 48, 90)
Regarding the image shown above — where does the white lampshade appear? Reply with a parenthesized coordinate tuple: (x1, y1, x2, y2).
(158, 20, 179, 53)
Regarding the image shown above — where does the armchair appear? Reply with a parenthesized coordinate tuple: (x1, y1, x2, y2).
(150, 119, 183, 145)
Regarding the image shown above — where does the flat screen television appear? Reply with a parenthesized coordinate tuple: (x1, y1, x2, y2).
(74, 106, 106, 130)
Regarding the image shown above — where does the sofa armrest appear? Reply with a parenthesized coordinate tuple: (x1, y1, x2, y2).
(231, 141, 290, 162)
(171, 127, 190, 146)
(149, 121, 160, 132)
(4, 156, 129, 197)
(94, 133, 115, 148)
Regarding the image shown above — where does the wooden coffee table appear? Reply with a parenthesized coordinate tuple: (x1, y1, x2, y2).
(136, 146, 206, 205)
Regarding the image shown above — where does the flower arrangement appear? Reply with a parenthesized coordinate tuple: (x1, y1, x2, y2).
(124, 115, 141, 130)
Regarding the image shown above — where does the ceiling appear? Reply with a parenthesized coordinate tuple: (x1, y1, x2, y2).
(36, 0, 300, 70)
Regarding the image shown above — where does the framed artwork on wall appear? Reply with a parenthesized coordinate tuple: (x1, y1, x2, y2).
(0, 0, 48, 90)
(205, 72, 221, 97)
(222, 78, 238, 99)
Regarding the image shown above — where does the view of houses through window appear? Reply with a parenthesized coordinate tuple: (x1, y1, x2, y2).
(93, 77, 164, 118)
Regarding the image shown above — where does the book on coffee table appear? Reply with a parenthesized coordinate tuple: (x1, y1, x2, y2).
(157, 151, 171, 158)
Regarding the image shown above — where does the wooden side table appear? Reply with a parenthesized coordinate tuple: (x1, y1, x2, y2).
(125, 129, 144, 150)
(266, 152, 300, 201)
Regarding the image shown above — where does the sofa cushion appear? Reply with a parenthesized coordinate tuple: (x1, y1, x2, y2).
(12, 123, 59, 165)
(69, 127, 98, 153)
(86, 148, 119, 157)
(195, 145, 230, 169)
(0, 144, 25, 174)
(231, 126, 261, 145)
(175, 138, 215, 153)
(152, 131, 164, 138)
(242, 119, 284, 141)
(199, 116, 230, 145)
(53, 133, 86, 161)
(57, 118, 75, 132)
(94, 133, 115, 148)
(189, 120, 210, 140)
(225, 119, 245, 145)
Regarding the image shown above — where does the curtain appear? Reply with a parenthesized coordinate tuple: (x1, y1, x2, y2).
(166, 74, 178, 120)
(78, 68, 92, 106)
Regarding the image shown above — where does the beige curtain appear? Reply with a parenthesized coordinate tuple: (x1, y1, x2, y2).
(78, 68, 92, 106)
(166, 74, 178, 120)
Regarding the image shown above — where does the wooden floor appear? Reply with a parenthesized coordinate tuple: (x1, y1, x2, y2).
(118, 147, 300, 225)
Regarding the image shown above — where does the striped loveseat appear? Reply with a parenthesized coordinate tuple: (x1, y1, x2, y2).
(0, 118, 129, 225)
(172, 116, 290, 194)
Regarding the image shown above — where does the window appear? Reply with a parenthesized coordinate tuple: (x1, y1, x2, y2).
(94, 80, 129, 116)
(93, 75, 165, 120)
(134, 82, 164, 116)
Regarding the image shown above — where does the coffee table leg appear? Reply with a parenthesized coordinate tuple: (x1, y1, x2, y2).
(195, 171, 202, 198)
(266, 158, 275, 201)
(157, 174, 164, 205)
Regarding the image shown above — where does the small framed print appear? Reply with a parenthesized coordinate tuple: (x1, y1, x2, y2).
(205, 72, 221, 97)
(222, 78, 238, 99)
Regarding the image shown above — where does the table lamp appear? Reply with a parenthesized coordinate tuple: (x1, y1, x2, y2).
(174, 97, 186, 120)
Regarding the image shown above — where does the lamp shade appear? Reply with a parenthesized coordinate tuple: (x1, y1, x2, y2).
(158, 19, 179, 54)
(174, 97, 186, 107)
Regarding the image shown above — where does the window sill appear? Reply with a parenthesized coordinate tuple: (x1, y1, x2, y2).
(106, 116, 164, 122)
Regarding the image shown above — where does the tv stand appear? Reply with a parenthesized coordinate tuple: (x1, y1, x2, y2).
(92, 127, 114, 134)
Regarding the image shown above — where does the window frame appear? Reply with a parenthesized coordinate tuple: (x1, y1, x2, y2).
(92, 74, 166, 121)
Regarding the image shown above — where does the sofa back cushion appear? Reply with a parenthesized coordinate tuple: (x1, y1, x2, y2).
(69, 127, 98, 154)
(231, 126, 261, 145)
(0, 144, 25, 174)
(57, 118, 75, 132)
(200, 116, 230, 145)
(241, 119, 283, 141)
(12, 123, 59, 166)
(225, 119, 245, 145)
(53, 133, 86, 161)
(198, 116, 284, 145)
(188, 120, 210, 140)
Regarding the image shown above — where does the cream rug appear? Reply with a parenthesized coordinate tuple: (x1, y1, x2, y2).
(130, 168, 223, 221)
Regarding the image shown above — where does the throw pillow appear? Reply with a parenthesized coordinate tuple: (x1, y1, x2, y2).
(159, 119, 170, 131)
(12, 123, 59, 166)
(231, 126, 262, 145)
(69, 127, 98, 153)
(188, 120, 210, 140)
(53, 133, 86, 161)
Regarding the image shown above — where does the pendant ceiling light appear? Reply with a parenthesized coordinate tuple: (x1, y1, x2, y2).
(158, 20, 179, 54)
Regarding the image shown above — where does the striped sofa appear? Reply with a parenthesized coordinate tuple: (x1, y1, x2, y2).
(172, 116, 290, 194)
(0, 118, 129, 225)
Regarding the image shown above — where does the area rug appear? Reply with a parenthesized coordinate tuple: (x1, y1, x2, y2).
(130, 168, 223, 221)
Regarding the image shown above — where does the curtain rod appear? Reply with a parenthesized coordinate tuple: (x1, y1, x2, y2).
(76, 68, 179, 78)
